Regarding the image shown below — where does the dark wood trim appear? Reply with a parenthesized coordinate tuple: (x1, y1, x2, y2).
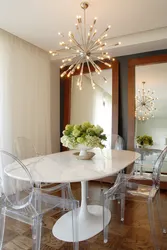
(127, 54, 167, 150)
(128, 54, 167, 67)
(112, 60, 119, 135)
(61, 60, 119, 153)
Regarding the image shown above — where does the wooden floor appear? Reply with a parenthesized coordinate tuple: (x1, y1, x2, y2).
(2, 182, 167, 250)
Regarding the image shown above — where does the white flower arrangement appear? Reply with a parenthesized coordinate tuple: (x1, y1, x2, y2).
(61, 122, 107, 149)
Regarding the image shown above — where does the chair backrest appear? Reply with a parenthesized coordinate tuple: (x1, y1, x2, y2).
(153, 146, 167, 187)
(0, 150, 34, 210)
(14, 137, 38, 160)
(111, 134, 124, 150)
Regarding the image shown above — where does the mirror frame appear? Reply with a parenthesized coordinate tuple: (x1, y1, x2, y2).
(128, 54, 167, 150)
(61, 60, 119, 150)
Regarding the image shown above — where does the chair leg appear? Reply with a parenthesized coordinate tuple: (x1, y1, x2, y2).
(120, 195, 125, 222)
(32, 216, 43, 250)
(103, 196, 110, 243)
(147, 198, 160, 250)
(0, 208, 6, 250)
(86, 181, 89, 199)
(71, 201, 79, 250)
(156, 189, 167, 234)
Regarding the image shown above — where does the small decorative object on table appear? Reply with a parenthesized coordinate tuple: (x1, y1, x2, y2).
(61, 122, 107, 160)
(136, 135, 153, 148)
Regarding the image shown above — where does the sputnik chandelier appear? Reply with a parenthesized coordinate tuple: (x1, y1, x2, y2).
(135, 81, 158, 121)
(49, 1, 121, 90)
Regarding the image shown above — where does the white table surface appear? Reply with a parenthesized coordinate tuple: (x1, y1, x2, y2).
(5, 149, 140, 242)
(5, 149, 140, 183)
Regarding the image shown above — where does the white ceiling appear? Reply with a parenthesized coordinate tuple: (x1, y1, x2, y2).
(0, 0, 167, 55)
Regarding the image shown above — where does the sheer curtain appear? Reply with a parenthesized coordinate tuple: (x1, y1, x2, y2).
(0, 29, 51, 181)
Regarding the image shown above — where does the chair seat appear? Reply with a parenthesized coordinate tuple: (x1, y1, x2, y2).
(133, 172, 152, 180)
(126, 183, 158, 198)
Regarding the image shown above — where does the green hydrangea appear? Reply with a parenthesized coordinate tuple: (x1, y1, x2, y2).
(61, 121, 107, 149)
(136, 135, 153, 146)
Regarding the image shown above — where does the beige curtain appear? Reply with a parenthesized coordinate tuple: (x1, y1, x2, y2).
(0, 29, 51, 158)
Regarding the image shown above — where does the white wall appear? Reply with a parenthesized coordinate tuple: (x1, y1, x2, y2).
(70, 74, 112, 146)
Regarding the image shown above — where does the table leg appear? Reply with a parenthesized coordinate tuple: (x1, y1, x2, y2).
(52, 181, 111, 242)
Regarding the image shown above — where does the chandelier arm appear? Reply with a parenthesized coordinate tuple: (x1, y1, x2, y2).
(84, 8, 87, 49)
(89, 60, 101, 74)
(91, 56, 111, 68)
(90, 39, 108, 51)
(145, 98, 154, 104)
(68, 34, 85, 52)
(89, 58, 102, 73)
(90, 43, 107, 52)
(76, 24, 87, 49)
(101, 42, 121, 50)
(61, 55, 78, 63)
(88, 27, 111, 51)
(91, 52, 111, 60)
(145, 104, 154, 111)
(85, 23, 96, 50)
(67, 57, 84, 76)
(86, 60, 95, 88)
(77, 17, 86, 50)
(80, 61, 84, 77)
(78, 61, 85, 90)
(61, 56, 81, 77)
(85, 18, 98, 50)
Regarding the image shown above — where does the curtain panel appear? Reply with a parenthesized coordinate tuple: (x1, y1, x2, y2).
(0, 29, 51, 158)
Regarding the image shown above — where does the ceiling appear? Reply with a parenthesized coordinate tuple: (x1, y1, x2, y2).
(0, 0, 167, 56)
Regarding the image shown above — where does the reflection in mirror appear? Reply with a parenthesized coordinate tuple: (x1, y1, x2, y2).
(135, 63, 167, 150)
(135, 63, 167, 175)
(70, 69, 112, 148)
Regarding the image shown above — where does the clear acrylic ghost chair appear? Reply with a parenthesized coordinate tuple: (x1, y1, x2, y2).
(0, 150, 79, 250)
(134, 147, 162, 177)
(117, 147, 167, 250)
(14, 137, 40, 160)
(96, 135, 125, 204)
(14, 137, 71, 196)
(111, 134, 124, 150)
(102, 173, 126, 243)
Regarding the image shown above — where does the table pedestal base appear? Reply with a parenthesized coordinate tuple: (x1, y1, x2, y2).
(52, 205, 111, 242)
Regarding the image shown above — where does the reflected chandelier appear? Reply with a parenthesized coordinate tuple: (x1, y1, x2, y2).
(135, 81, 158, 121)
(49, 1, 121, 90)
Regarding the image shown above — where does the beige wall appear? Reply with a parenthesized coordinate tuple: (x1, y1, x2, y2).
(50, 61, 60, 152)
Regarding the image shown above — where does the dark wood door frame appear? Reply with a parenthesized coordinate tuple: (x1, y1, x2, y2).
(61, 60, 119, 150)
(127, 54, 167, 151)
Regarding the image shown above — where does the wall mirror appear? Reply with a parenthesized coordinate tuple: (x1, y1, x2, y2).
(61, 60, 119, 150)
(135, 63, 167, 149)
(128, 54, 167, 185)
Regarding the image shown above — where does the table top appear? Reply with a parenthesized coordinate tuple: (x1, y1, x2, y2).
(135, 147, 162, 155)
(5, 149, 140, 183)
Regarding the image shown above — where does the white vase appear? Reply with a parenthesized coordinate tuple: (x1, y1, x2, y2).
(74, 144, 95, 160)
(76, 144, 91, 157)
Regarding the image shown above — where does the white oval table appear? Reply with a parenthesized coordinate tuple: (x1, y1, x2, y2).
(5, 149, 140, 242)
